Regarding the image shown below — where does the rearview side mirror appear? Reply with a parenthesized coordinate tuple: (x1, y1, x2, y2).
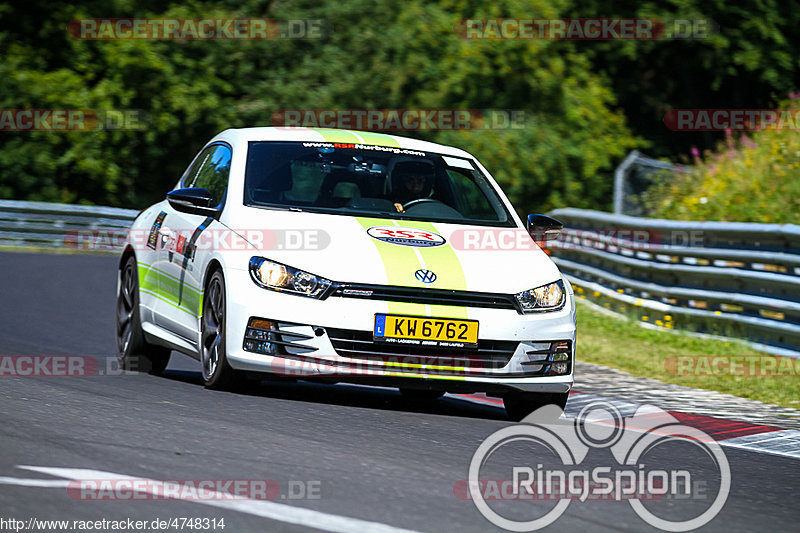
(526, 214, 563, 244)
(167, 188, 220, 217)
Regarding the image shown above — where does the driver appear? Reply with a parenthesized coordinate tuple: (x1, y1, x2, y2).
(389, 160, 435, 213)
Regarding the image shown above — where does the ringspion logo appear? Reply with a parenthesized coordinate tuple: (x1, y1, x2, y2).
(466, 401, 730, 531)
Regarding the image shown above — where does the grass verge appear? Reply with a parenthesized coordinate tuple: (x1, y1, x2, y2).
(576, 300, 800, 410)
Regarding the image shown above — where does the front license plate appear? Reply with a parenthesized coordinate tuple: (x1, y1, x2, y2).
(373, 314, 479, 348)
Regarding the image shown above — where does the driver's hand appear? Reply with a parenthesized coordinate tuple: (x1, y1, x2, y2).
(394, 202, 405, 213)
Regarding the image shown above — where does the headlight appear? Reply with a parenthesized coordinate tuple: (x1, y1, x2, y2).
(249, 257, 332, 298)
(514, 280, 565, 313)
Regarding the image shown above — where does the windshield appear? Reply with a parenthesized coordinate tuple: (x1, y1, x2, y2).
(243, 141, 514, 226)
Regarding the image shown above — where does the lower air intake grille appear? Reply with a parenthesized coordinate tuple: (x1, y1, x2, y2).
(325, 328, 517, 369)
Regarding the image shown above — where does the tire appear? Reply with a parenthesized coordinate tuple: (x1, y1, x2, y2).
(200, 269, 242, 390)
(116, 255, 171, 374)
(503, 392, 569, 422)
(399, 388, 445, 401)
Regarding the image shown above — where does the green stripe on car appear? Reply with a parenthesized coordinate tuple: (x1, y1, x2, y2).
(314, 128, 401, 148)
(138, 263, 203, 317)
(355, 217, 468, 318)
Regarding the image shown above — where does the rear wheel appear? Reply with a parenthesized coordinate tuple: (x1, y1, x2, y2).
(201, 269, 241, 389)
(116, 256, 170, 374)
(503, 392, 569, 422)
(399, 388, 445, 402)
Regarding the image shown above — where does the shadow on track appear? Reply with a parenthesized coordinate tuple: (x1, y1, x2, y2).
(158, 367, 509, 421)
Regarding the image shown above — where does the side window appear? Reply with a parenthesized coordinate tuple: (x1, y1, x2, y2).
(183, 144, 232, 208)
(181, 147, 213, 188)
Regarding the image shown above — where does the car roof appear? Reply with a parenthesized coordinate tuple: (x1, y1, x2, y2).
(210, 127, 476, 159)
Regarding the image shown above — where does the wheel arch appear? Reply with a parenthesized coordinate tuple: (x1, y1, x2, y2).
(119, 245, 136, 270)
(203, 258, 224, 290)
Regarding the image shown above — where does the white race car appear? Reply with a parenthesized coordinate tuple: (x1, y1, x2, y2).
(116, 127, 576, 419)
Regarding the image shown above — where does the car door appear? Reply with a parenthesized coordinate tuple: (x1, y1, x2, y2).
(153, 143, 232, 348)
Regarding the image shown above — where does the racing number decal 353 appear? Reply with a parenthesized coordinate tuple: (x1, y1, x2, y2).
(366, 226, 445, 247)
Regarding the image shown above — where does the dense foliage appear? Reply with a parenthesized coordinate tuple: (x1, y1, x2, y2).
(644, 99, 800, 223)
(1, 0, 797, 215)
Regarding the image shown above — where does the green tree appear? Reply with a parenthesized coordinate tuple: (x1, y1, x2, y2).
(6, 0, 794, 215)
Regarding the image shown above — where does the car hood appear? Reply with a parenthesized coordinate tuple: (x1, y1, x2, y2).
(226, 207, 562, 294)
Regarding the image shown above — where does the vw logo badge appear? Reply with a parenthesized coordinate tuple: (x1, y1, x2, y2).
(415, 269, 437, 283)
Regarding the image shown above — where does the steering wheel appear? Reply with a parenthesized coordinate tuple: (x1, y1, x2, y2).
(402, 198, 440, 210)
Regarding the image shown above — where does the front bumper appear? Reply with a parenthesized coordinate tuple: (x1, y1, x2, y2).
(224, 267, 576, 394)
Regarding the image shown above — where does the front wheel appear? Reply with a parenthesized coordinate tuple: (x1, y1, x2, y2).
(116, 256, 170, 374)
(201, 269, 241, 389)
(503, 392, 569, 422)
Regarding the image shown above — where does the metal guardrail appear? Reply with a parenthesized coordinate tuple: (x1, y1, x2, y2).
(613, 150, 677, 216)
(0, 199, 138, 251)
(547, 208, 800, 355)
(2, 200, 798, 354)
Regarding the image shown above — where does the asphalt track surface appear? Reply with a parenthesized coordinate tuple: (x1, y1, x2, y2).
(0, 251, 798, 533)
